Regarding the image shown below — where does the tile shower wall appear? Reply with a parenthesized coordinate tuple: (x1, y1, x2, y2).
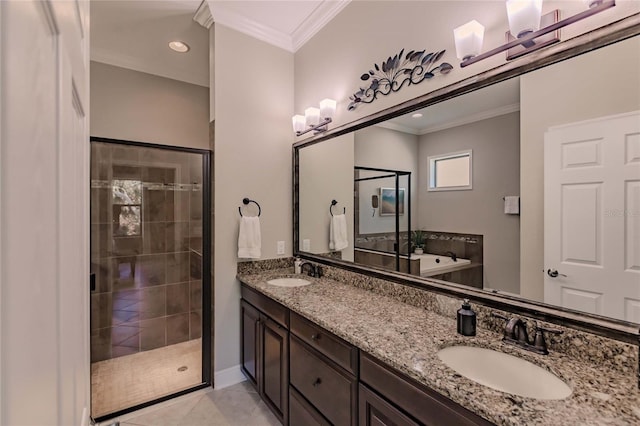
(90, 143, 203, 362)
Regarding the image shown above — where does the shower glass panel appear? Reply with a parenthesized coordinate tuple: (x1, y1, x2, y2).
(354, 167, 412, 274)
(90, 139, 210, 419)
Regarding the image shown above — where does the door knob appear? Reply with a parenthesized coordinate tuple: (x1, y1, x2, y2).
(547, 269, 567, 278)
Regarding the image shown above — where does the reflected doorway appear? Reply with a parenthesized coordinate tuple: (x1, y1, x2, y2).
(90, 138, 211, 420)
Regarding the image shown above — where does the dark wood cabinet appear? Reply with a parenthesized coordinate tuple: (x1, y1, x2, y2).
(240, 283, 495, 426)
(359, 384, 419, 426)
(289, 386, 331, 426)
(240, 296, 289, 425)
(261, 315, 288, 422)
(290, 335, 357, 426)
(360, 353, 493, 426)
(241, 300, 260, 387)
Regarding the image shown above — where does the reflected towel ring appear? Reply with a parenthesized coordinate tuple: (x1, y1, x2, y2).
(330, 199, 345, 217)
(239, 198, 261, 217)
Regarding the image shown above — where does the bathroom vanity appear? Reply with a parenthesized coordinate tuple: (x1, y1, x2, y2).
(238, 266, 640, 426)
(240, 279, 491, 426)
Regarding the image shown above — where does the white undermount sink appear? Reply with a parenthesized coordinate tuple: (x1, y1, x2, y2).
(266, 277, 311, 287)
(437, 346, 572, 400)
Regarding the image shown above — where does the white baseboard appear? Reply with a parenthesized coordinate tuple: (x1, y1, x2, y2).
(214, 364, 247, 389)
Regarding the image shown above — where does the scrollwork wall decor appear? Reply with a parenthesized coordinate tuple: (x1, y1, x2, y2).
(347, 48, 453, 111)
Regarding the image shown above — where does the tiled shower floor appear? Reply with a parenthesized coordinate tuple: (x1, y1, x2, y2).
(92, 338, 202, 418)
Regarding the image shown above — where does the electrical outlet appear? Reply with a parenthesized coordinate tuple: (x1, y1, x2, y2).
(303, 239, 311, 251)
(277, 240, 285, 255)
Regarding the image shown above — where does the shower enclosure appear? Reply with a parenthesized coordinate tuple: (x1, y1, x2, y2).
(89, 138, 211, 420)
(354, 166, 413, 274)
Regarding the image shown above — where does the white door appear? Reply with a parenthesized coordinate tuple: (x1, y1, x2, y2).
(0, 1, 90, 425)
(544, 111, 640, 322)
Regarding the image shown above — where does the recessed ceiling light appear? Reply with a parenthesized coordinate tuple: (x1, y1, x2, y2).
(169, 41, 190, 53)
(411, 113, 423, 118)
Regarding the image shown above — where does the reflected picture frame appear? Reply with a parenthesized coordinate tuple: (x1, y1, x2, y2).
(379, 187, 405, 216)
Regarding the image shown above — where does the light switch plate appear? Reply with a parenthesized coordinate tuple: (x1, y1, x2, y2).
(303, 239, 311, 251)
(277, 240, 285, 255)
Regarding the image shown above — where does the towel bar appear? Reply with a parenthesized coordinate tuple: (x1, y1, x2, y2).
(239, 198, 261, 217)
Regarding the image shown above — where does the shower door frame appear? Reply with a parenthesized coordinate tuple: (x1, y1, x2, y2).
(89, 137, 212, 422)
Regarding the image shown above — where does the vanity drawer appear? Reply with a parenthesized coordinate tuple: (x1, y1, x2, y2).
(290, 335, 357, 426)
(290, 311, 358, 375)
(289, 386, 331, 426)
(241, 284, 288, 328)
(360, 353, 493, 426)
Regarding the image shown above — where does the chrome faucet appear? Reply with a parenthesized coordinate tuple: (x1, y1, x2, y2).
(491, 312, 563, 355)
(300, 262, 323, 278)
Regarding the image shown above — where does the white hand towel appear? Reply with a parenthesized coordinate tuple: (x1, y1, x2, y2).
(504, 196, 520, 215)
(329, 214, 349, 251)
(238, 216, 261, 259)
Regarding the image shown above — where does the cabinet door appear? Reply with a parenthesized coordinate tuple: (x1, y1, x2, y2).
(261, 315, 289, 424)
(359, 384, 418, 426)
(241, 300, 260, 388)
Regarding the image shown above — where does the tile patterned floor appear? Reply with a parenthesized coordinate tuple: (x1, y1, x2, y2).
(105, 382, 280, 426)
(92, 339, 202, 417)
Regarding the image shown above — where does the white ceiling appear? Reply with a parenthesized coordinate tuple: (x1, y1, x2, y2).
(90, 0, 350, 87)
(91, 0, 210, 86)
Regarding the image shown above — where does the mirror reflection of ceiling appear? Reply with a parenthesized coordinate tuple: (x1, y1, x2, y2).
(380, 78, 520, 135)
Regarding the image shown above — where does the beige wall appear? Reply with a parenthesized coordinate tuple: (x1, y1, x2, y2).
(519, 36, 640, 301)
(354, 126, 418, 235)
(299, 133, 355, 261)
(294, 1, 640, 133)
(213, 24, 294, 372)
(418, 112, 521, 293)
(90, 61, 209, 149)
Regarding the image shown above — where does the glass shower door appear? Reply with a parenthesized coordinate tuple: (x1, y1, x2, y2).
(90, 139, 210, 419)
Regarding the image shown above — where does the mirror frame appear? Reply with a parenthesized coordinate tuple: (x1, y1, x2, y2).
(293, 14, 640, 344)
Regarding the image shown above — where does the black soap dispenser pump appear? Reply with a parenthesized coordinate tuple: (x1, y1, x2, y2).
(457, 299, 476, 336)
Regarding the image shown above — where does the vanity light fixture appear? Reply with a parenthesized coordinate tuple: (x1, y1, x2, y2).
(455, 0, 615, 67)
(292, 98, 336, 136)
(169, 40, 190, 53)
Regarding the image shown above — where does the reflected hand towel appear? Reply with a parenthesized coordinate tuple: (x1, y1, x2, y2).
(238, 216, 261, 259)
(329, 214, 348, 251)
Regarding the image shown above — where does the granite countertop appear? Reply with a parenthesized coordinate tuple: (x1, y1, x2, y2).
(238, 269, 640, 426)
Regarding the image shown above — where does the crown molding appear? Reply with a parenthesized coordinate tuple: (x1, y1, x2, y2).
(207, 0, 350, 52)
(90, 47, 210, 87)
(374, 121, 420, 135)
(193, 0, 213, 29)
(292, 1, 351, 51)
(208, 1, 293, 51)
(373, 103, 521, 136)
(418, 103, 520, 135)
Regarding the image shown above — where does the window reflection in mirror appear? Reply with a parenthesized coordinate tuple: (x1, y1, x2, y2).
(296, 35, 640, 323)
(428, 150, 473, 191)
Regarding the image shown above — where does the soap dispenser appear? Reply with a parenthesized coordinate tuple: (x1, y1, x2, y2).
(457, 299, 476, 336)
(294, 257, 303, 274)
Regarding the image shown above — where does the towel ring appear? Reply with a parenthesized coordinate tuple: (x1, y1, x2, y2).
(239, 198, 261, 217)
(330, 199, 345, 217)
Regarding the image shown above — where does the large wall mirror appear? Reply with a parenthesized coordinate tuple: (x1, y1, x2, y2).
(295, 25, 640, 332)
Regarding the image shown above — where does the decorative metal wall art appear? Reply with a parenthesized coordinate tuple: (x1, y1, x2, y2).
(348, 48, 453, 111)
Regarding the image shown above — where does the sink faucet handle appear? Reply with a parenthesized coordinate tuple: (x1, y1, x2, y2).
(534, 323, 564, 335)
(490, 312, 509, 321)
(532, 324, 563, 355)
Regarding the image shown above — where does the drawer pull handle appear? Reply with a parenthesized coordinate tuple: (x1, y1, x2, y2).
(312, 378, 322, 387)
(311, 333, 320, 341)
